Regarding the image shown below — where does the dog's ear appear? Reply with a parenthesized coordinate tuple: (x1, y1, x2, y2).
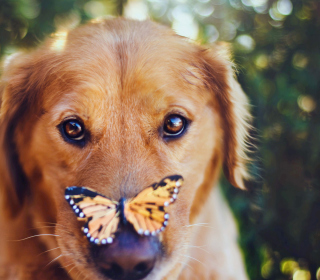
(0, 53, 43, 217)
(198, 44, 251, 189)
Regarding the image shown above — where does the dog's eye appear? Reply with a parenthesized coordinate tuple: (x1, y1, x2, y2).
(63, 119, 85, 141)
(163, 115, 186, 137)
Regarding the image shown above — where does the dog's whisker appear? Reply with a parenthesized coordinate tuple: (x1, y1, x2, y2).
(181, 244, 211, 255)
(77, 149, 93, 171)
(38, 247, 61, 257)
(10, 234, 60, 242)
(180, 242, 208, 248)
(185, 244, 207, 248)
(183, 223, 209, 227)
(31, 225, 72, 234)
(45, 253, 72, 268)
(178, 261, 194, 272)
(67, 264, 77, 275)
(183, 223, 214, 229)
(76, 269, 83, 280)
(179, 254, 207, 268)
(62, 262, 75, 268)
(45, 254, 63, 268)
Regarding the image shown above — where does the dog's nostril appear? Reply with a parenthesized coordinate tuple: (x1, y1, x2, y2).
(134, 262, 149, 274)
(102, 263, 124, 279)
(101, 261, 152, 280)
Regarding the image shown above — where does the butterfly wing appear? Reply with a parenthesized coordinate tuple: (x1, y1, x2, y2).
(65, 186, 119, 245)
(124, 175, 183, 236)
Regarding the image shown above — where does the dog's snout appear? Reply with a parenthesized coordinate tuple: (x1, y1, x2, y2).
(92, 229, 160, 280)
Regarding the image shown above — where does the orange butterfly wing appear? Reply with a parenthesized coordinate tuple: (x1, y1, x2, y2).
(124, 175, 183, 236)
(65, 187, 119, 245)
(65, 175, 183, 244)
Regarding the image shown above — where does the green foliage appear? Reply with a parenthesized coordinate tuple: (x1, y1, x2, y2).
(229, 1, 320, 279)
(1, 0, 320, 279)
(0, 0, 122, 55)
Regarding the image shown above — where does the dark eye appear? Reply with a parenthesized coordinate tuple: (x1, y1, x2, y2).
(62, 119, 85, 141)
(163, 114, 186, 137)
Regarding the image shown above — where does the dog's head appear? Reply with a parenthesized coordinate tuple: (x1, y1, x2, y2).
(0, 19, 250, 280)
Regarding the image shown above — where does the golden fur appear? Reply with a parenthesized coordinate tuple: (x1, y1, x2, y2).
(0, 18, 250, 279)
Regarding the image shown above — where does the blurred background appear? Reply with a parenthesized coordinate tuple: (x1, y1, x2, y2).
(0, 0, 319, 279)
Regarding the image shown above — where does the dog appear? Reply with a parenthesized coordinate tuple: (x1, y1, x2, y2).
(0, 18, 251, 280)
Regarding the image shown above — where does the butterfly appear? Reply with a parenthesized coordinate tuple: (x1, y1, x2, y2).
(65, 175, 183, 245)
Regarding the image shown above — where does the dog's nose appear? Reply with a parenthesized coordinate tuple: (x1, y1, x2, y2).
(92, 228, 160, 280)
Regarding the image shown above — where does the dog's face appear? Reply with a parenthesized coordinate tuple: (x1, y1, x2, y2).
(0, 19, 250, 280)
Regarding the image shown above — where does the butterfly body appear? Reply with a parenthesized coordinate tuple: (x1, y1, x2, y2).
(65, 175, 183, 245)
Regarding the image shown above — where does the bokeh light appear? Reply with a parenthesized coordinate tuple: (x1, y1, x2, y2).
(292, 52, 308, 69)
(255, 54, 269, 69)
(125, 0, 149, 20)
(235, 34, 255, 52)
(84, 1, 107, 18)
(50, 31, 68, 52)
(171, 5, 198, 39)
(277, 0, 293, 15)
(54, 11, 81, 30)
(297, 95, 316, 113)
(205, 24, 220, 42)
(280, 259, 299, 275)
(194, 2, 214, 17)
(261, 259, 274, 278)
(18, 0, 40, 19)
(293, 270, 311, 280)
(316, 267, 320, 280)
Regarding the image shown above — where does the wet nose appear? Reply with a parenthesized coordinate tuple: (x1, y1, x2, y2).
(92, 229, 160, 280)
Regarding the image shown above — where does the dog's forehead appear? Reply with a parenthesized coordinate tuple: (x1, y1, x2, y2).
(51, 20, 205, 92)
(47, 24, 209, 122)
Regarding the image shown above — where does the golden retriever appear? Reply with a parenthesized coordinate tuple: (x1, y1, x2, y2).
(0, 18, 251, 280)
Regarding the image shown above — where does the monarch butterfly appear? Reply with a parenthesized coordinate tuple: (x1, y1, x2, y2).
(65, 175, 183, 245)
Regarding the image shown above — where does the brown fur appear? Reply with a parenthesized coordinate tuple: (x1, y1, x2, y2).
(0, 18, 251, 280)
